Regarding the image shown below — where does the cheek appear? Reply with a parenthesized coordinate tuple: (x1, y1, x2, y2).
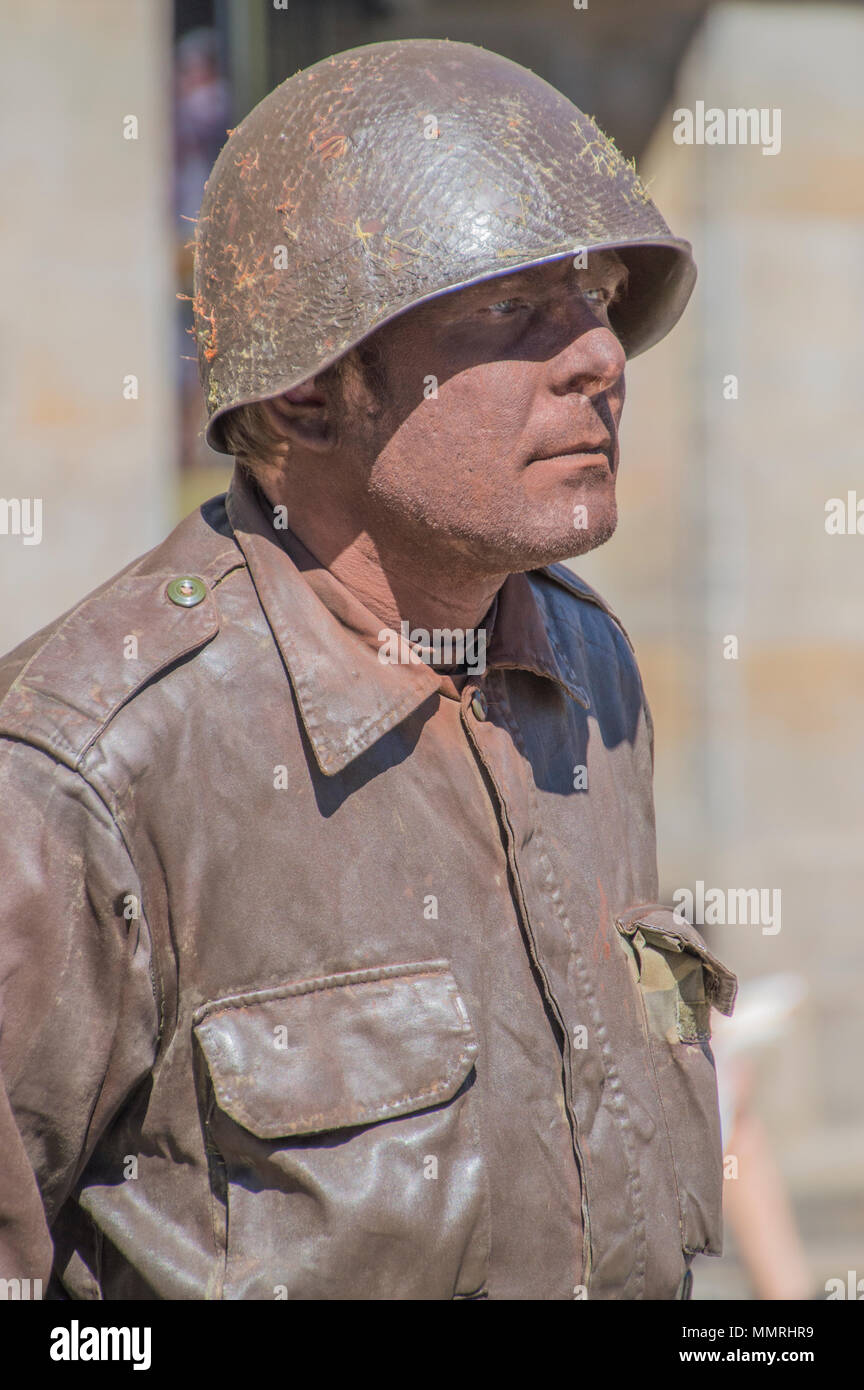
(363, 347, 539, 515)
(417, 360, 536, 459)
(366, 391, 519, 518)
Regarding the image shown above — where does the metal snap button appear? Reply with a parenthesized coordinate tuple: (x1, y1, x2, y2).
(470, 690, 488, 722)
(166, 576, 207, 607)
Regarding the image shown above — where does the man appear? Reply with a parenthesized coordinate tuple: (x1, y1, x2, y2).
(0, 39, 735, 1301)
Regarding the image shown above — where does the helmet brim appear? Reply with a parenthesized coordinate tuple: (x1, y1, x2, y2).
(206, 235, 696, 454)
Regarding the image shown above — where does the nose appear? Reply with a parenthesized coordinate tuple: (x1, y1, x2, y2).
(546, 304, 626, 400)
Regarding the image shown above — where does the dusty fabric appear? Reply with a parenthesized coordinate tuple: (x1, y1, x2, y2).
(0, 464, 734, 1300)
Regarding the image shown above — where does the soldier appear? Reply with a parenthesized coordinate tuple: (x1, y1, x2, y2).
(0, 39, 735, 1301)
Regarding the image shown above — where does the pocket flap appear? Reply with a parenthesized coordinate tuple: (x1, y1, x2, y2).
(615, 904, 738, 1017)
(192, 960, 478, 1139)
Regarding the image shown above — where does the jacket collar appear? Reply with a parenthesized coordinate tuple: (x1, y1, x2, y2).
(225, 464, 586, 775)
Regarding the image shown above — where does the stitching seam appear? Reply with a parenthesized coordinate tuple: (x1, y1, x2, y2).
(193, 959, 453, 1023)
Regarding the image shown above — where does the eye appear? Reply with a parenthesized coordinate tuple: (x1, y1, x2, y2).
(582, 286, 613, 307)
(484, 297, 527, 316)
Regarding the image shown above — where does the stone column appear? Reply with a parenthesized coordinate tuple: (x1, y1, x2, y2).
(0, 0, 175, 654)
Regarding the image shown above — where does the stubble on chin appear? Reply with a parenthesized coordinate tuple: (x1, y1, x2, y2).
(463, 505, 617, 576)
(565, 504, 618, 560)
(515, 485, 619, 570)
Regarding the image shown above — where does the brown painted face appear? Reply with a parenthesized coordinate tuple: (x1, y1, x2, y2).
(257, 249, 628, 617)
(336, 250, 627, 573)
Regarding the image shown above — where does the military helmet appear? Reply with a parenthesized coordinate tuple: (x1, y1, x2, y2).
(194, 38, 696, 453)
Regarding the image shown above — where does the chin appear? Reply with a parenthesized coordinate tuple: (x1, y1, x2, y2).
(565, 516, 618, 559)
(510, 511, 619, 571)
(463, 522, 614, 576)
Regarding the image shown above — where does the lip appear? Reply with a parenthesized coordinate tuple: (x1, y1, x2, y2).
(530, 445, 611, 465)
(530, 442, 613, 464)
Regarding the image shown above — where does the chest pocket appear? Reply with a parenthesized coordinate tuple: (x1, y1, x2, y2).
(615, 906, 737, 1259)
(192, 959, 489, 1300)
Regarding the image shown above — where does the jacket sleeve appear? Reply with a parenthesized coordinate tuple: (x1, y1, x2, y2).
(0, 737, 160, 1288)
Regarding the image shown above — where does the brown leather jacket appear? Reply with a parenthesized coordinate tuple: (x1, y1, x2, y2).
(0, 464, 736, 1300)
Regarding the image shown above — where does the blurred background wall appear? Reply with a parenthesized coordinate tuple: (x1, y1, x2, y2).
(1, 0, 861, 1298)
(0, 0, 176, 645)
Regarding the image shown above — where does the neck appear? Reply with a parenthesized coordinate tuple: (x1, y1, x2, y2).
(256, 472, 504, 635)
(316, 531, 503, 636)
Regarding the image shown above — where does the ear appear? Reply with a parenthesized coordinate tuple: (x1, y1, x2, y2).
(258, 377, 336, 453)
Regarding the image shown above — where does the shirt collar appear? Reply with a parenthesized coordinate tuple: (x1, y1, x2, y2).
(224, 463, 587, 775)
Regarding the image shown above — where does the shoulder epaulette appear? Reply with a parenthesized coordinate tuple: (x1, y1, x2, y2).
(0, 499, 242, 770)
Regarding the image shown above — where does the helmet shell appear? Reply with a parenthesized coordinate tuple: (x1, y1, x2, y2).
(194, 38, 696, 453)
